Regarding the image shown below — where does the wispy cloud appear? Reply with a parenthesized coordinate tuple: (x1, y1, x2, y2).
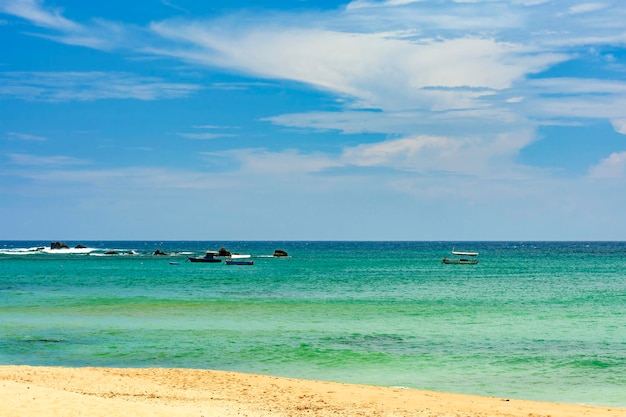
(7, 152, 89, 166)
(192, 125, 238, 129)
(177, 125, 238, 140)
(2, 0, 624, 120)
(177, 132, 234, 140)
(346, 0, 424, 10)
(202, 148, 340, 176)
(564, 2, 608, 15)
(196, 129, 536, 181)
(340, 130, 538, 178)
(148, 21, 566, 112)
(11, 165, 240, 190)
(518, 78, 626, 120)
(611, 119, 626, 135)
(2, 0, 626, 182)
(6, 132, 46, 141)
(0, 71, 201, 102)
(160, 0, 188, 14)
(0, 0, 136, 50)
(0, 0, 79, 31)
(588, 151, 626, 179)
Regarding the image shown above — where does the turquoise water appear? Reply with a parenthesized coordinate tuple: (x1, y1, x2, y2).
(1, 241, 625, 407)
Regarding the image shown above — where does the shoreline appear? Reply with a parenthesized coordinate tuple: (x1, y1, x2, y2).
(1, 366, 623, 417)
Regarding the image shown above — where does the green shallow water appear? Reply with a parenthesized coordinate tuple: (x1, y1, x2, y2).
(1, 241, 625, 406)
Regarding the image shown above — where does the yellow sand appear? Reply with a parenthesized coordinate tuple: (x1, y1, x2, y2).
(0, 366, 623, 417)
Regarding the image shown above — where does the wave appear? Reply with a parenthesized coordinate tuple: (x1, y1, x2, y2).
(0, 246, 98, 255)
(41, 247, 98, 254)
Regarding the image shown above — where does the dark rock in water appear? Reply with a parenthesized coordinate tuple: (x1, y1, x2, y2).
(50, 241, 70, 249)
(25, 338, 64, 344)
(104, 251, 118, 255)
(153, 249, 168, 256)
(218, 247, 231, 256)
(273, 249, 288, 257)
(75, 244, 87, 249)
(36, 338, 63, 343)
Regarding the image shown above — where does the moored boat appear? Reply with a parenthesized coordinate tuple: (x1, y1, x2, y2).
(225, 259, 254, 265)
(226, 254, 253, 265)
(442, 249, 479, 265)
(188, 250, 222, 263)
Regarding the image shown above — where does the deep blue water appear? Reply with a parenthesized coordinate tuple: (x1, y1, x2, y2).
(1, 241, 625, 406)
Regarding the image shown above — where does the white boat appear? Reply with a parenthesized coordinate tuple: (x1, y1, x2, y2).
(226, 254, 254, 265)
(442, 249, 478, 265)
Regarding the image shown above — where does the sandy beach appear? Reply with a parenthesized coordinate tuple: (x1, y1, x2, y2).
(0, 366, 623, 417)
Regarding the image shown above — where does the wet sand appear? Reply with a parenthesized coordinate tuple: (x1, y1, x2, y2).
(0, 366, 623, 417)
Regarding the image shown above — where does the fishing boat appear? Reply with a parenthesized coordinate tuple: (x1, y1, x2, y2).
(225, 254, 254, 265)
(188, 251, 222, 263)
(442, 249, 479, 265)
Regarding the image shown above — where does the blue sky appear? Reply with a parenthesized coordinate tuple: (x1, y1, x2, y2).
(1, 0, 625, 241)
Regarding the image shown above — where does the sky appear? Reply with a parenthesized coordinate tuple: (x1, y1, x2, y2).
(1, 0, 626, 241)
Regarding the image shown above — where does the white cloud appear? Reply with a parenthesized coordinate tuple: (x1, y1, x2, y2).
(565, 2, 608, 15)
(342, 135, 459, 170)
(7, 153, 88, 166)
(177, 125, 239, 140)
(346, 0, 425, 10)
(189, 128, 537, 180)
(524, 95, 626, 120)
(611, 119, 626, 135)
(177, 132, 234, 140)
(161, 0, 188, 14)
(7, 164, 238, 190)
(264, 105, 527, 138)
(150, 21, 567, 112)
(0, 0, 79, 31)
(340, 131, 536, 177)
(202, 149, 340, 176)
(0, 71, 201, 102)
(528, 78, 626, 95)
(588, 152, 626, 179)
(0, 0, 133, 50)
(7, 132, 46, 141)
(2, 0, 624, 123)
(516, 78, 626, 120)
(3, 2, 626, 179)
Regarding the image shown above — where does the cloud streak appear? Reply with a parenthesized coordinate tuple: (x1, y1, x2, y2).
(7, 152, 89, 166)
(0, 71, 201, 102)
(588, 151, 626, 179)
(2, 1, 624, 122)
(0, 0, 79, 31)
(6, 132, 46, 141)
(2, 0, 626, 184)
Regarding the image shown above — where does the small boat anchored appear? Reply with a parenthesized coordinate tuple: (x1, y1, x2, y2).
(225, 254, 254, 265)
(188, 250, 222, 263)
(442, 249, 479, 265)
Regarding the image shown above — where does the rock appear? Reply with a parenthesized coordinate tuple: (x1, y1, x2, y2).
(273, 249, 288, 257)
(218, 247, 231, 256)
(50, 241, 69, 250)
(153, 249, 168, 256)
(104, 251, 118, 255)
(75, 244, 87, 249)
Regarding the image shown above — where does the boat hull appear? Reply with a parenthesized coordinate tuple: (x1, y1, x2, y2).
(226, 260, 254, 265)
(188, 257, 221, 263)
(442, 258, 478, 265)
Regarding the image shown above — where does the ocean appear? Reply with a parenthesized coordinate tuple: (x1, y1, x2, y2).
(1, 241, 624, 407)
